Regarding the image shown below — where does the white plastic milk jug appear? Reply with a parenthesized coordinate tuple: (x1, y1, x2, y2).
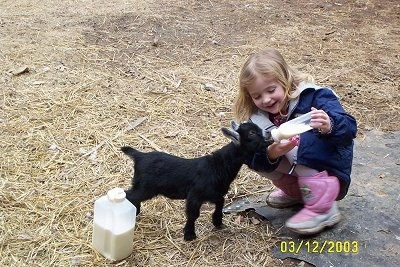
(271, 111, 315, 142)
(92, 187, 137, 261)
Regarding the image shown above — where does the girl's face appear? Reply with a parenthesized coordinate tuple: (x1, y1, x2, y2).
(247, 74, 286, 115)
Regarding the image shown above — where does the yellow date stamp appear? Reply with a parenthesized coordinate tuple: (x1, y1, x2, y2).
(279, 240, 359, 254)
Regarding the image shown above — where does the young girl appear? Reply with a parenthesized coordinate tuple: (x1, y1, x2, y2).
(234, 48, 357, 235)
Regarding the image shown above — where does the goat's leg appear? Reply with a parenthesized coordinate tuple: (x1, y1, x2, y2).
(212, 196, 225, 229)
(183, 195, 202, 241)
(125, 187, 155, 215)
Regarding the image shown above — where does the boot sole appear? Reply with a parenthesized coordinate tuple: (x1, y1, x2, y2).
(266, 193, 302, 209)
(266, 200, 302, 209)
(286, 213, 342, 235)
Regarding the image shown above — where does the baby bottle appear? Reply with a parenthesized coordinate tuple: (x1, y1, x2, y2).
(92, 187, 137, 261)
(271, 111, 315, 142)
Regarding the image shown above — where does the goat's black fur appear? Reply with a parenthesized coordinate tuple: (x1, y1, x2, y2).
(121, 122, 271, 241)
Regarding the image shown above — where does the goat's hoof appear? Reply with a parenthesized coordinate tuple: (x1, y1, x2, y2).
(214, 224, 226, 230)
(212, 219, 223, 226)
(184, 233, 196, 241)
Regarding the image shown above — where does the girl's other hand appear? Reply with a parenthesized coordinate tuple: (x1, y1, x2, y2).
(310, 107, 331, 134)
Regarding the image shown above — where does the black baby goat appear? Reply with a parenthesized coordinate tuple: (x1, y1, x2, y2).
(121, 121, 271, 241)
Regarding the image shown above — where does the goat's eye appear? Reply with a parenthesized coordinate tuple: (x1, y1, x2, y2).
(248, 130, 257, 137)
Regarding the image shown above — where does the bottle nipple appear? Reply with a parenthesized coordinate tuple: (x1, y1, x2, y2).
(271, 128, 281, 142)
(107, 188, 126, 203)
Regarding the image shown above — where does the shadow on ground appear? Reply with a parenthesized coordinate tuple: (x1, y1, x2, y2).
(224, 130, 400, 267)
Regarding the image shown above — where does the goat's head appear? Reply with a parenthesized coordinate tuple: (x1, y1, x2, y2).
(222, 121, 273, 153)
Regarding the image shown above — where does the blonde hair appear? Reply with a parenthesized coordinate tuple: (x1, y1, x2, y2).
(233, 48, 314, 121)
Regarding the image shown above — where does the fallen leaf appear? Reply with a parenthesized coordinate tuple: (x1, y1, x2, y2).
(250, 217, 261, 225)
(9, 66, 29, 76)
(235, 215, 244, 224)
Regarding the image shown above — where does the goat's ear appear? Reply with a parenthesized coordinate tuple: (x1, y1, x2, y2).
(230, 120, 240, 131)
(221, 127, 240, 145)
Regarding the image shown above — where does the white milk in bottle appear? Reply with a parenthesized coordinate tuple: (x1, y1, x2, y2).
(271, 111, 317, 142)
(92, 188, 137, 261)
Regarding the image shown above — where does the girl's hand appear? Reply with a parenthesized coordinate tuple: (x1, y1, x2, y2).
(267, 139, 297, 161)
(310, 107, 332, 134)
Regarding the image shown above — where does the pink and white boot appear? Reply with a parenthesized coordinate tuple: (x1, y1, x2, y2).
(285, 171, 341, 234)
(266, 174, 302, 208)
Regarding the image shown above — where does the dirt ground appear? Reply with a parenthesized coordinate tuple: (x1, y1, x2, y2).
(1, 0, 399, 266)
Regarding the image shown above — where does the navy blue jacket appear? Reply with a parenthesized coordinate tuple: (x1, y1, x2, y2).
(247, 83, 357, 200)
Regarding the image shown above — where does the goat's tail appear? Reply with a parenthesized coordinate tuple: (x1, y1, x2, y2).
(121, 146, 140, 160)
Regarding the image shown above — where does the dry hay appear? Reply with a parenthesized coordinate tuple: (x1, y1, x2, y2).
(1, 0, 399, 266)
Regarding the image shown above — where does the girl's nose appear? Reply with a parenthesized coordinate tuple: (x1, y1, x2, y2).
(262, 95, 271, 105)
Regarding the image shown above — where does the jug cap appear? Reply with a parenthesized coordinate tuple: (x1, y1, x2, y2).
(107, 187, 126, 203)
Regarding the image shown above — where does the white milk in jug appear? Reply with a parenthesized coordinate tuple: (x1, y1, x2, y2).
(92, 188, 137, 261)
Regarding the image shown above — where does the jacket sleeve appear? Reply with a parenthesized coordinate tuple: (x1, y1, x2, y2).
(245, 148, 281, 172)
(313, 89, 357, 145)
